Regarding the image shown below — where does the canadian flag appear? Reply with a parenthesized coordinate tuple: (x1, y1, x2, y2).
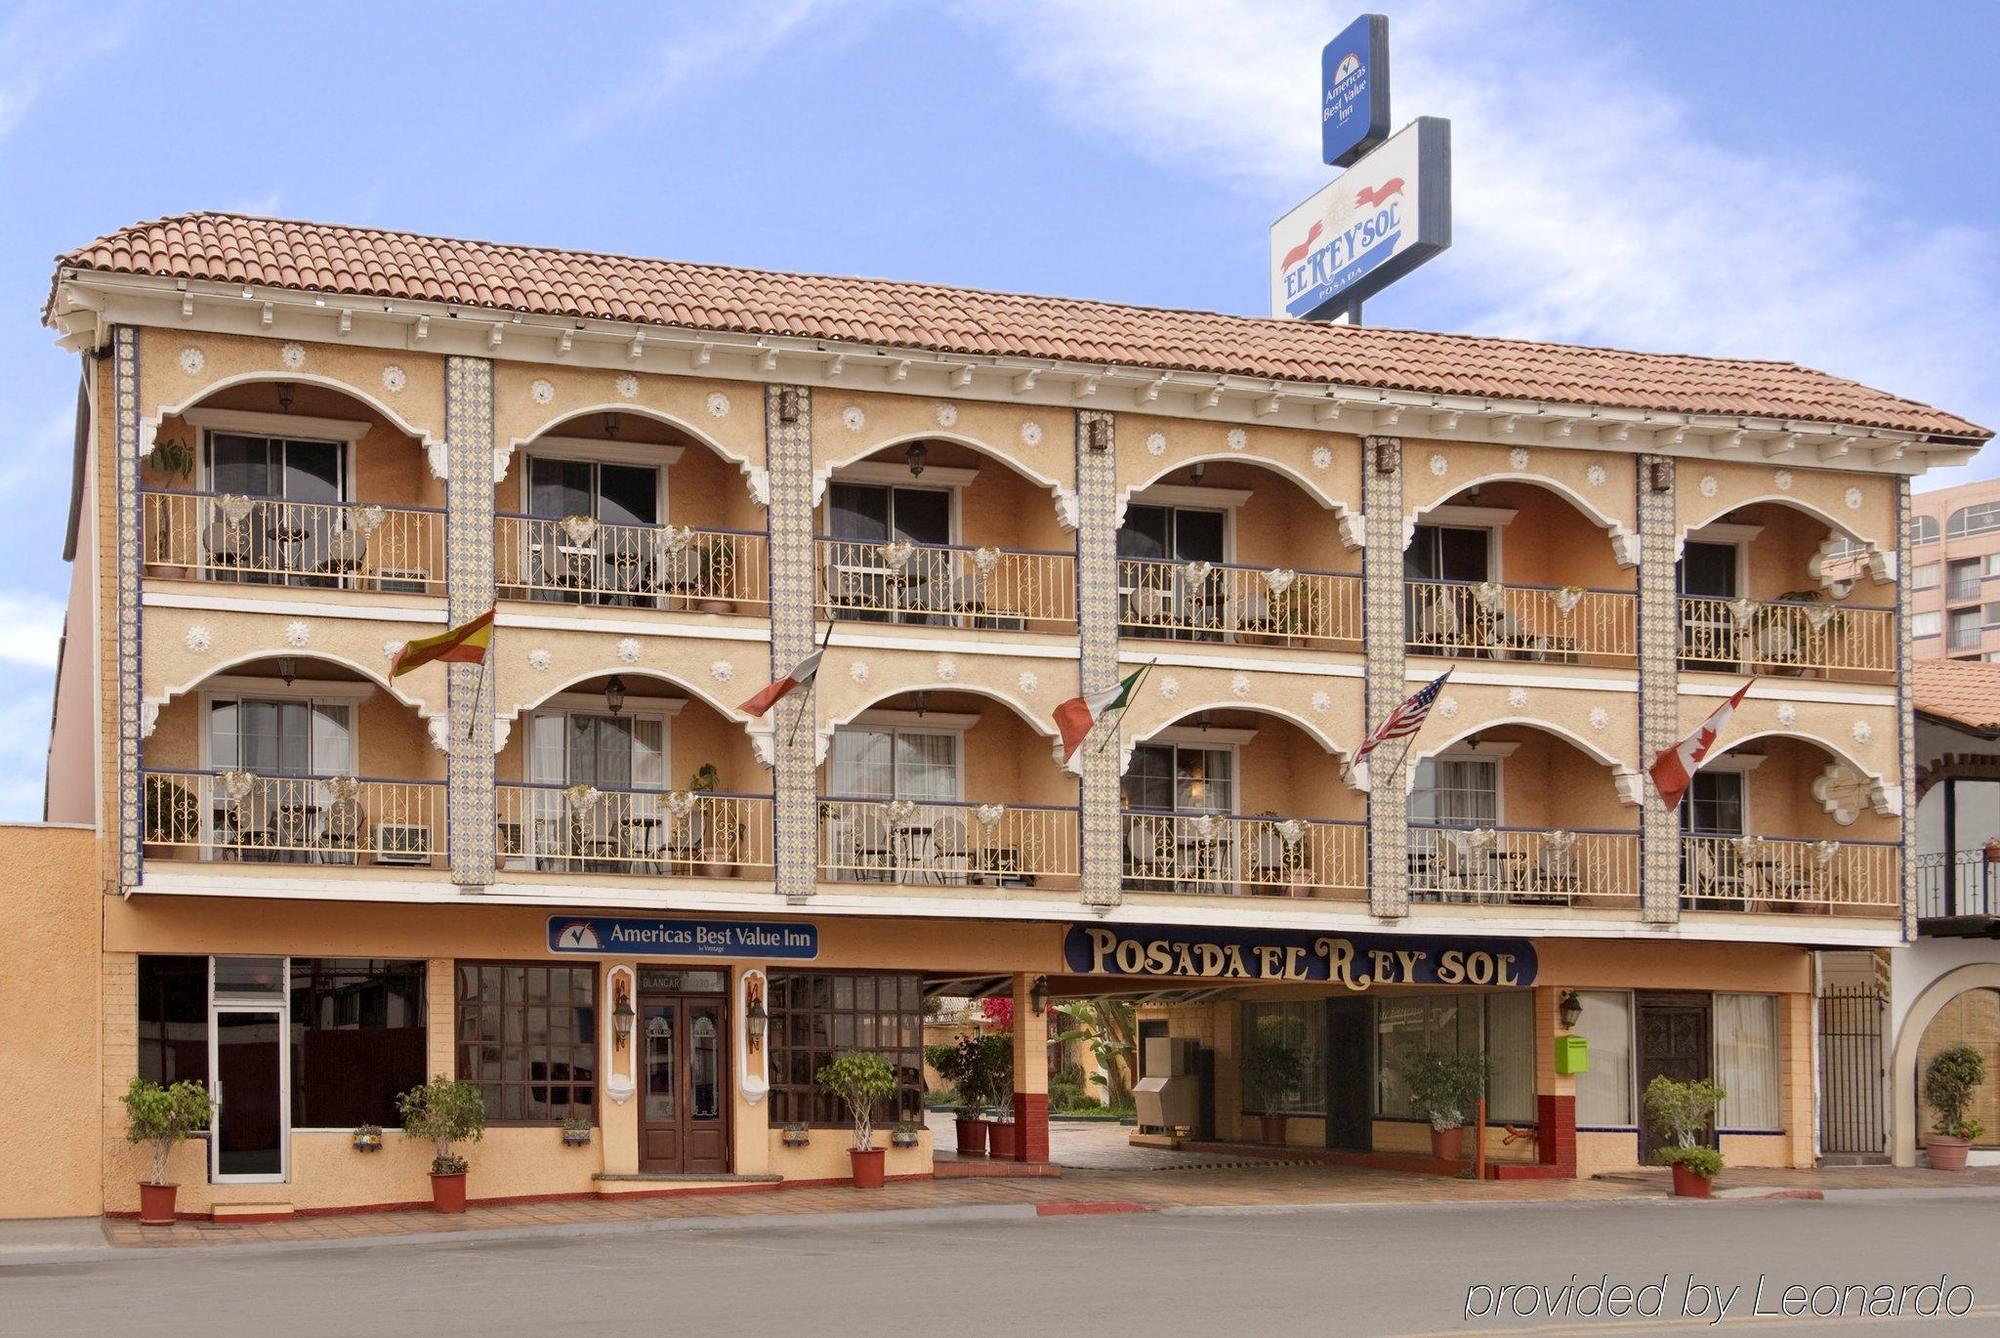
(1649, 681, 1752, 811)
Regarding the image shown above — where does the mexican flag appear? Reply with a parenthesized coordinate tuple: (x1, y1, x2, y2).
(738, 649, 825, 718)
(1053, 665, 1148, 761)
(390, 607, 494, 677)
(1649, 680, 1752, 811)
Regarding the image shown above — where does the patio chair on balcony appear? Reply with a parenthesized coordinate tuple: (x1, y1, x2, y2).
(315, 522, 371, 587)
(320, 794, 363, 866)
(1432, 829, 1483, 901)
(540, 534, 598, 598)
(1524, 840, 1579, 905)
(925, 812, 971, 886)
(1687, 843, 1749, 910)
(203, 512, 254, 578)
(224, 786, 280, 861)
(658, 544, 703, 611)
(1124, 822, 1178, 891)
(846, 806, 895, 882)
(603, 539, 661, 608)
(1123, 584, 1172, 629)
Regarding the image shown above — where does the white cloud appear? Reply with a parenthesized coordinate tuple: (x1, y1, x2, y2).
(0, 0, 135, 142)
(969, 0, 1998, 480)
(0, 590, 66, 670)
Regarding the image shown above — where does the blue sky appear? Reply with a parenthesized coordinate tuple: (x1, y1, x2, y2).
(1, 0, 1994, 817)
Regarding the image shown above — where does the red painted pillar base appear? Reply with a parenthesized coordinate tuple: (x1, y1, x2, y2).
(1013, 1091, 1050, 1163)
(1537, 1093, 1577, 1177)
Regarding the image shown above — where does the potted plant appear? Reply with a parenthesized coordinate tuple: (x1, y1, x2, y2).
(891, 1120, 922, 1149)
(816, 1050, 898, 1188)
(983, 1034, 1018, 1158)
(1269, 578, 1324, 649)
(561, 1114, 593, 1148)
(123, 1076, 212, 1225)
(1923, 1045, 1986, 1171)
(1643, 1074, 1726, 1197)
(698, 539, 737, 614)
(930, 1036, 992, 1156)
(1245, 1019, 1310, 1146)
(1984, 837, 2000, 865)
(1402, 1050, 1488, 1162)
(352, 1123, 383, 1152)
(143, 776, 200, 861)
(397, 1075, 486, 1213)
(685, 763, 742, 877)
(146, 436, 196, 578)
(781, 1122, 811, 1148)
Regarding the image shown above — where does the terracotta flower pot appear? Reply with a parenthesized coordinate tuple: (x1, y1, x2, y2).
(702, 861, 734, 879)
(430, 1171, 468, 1214)
(1927, 1134, 1972, 1172)
(955, 1115, 989, 1157)
(988, 1119, 1019, 1159)
(698, 599, 736, 616)
(849, 1147, 886, 1189)
(1430, 1127, 1463, 1162)
(137, 1181, 178, 1226)
(1261, 1112, 1289, 1146)
(1670, 1162, 1713, 1198)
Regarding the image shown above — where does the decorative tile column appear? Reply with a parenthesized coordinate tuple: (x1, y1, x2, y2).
(1362, 436, 1409, 919)
(444, 356, 497, 887)
(765, 386, 819, 903)
(1635, 454, 1681, 923)
(1896, 478, 1917, 941)
(113, 326, 144, 888)
(1075, 409, 1123, 909)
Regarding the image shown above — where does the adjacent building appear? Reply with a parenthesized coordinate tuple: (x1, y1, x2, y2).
(10, 211, 1991, 1220)
(1905, 479, 2000, 662)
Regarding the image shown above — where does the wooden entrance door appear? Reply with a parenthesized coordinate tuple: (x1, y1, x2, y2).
(1323, 999, 1372, 1151)
(640, 994, 731, 1174)
(1636, 992, 1712, 1161)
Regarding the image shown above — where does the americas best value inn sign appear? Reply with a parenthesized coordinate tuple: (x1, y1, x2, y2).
(1065, 923, 1535, 989)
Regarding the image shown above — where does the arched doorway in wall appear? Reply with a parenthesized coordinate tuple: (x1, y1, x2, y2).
(1913, 987, 2000, 1151)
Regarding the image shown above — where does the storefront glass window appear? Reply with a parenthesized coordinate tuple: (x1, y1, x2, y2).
(1239, 1001, 1325, 1115)
(1484, 992, 1535, 1123)
(454, 964, 598, 1123)
(1374, 993, 1534, 1124)
(1572, 990, 1635, 1127)
(1713, 993, 1781, 1130)
(766, 972, 924, 1126)
(138, 955, 209, 1087)
(289, 959, 426, 1129)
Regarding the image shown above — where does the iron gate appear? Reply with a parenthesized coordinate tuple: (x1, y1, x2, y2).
(1819, 984, 1886, 1157)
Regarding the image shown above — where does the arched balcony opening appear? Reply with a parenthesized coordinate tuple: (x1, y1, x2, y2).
(1678, 502, 1894, 683)
(1118, 459, 1361, 651)
(1120, 709, 1366, 899)
(494, 672, 772, 880)
(817, 690, 1079, 891)
(1680, 734, 1899, 915)
(1405, 481, 1637, 667)
(496, 411, 770, 614)
(140, 655, 444, 867)
(818, 439, 1077, 634)
(1405, 724, 1640, 908)
(142, 379, 444, 596)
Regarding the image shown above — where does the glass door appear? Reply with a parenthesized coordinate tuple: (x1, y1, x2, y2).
(639, 994, 731, 1174)
(209, 956, 289, 1184)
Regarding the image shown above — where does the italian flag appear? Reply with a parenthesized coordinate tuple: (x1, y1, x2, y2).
(1649, 680, 1752, 811)
(1053, 665, 1148, 761)
(390, 607, 494, 677)
(738, 649, 825, 718)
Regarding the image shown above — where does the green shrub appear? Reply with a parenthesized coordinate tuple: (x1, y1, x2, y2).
(398, 1076, 486, 1175)
(1642, 1074, 1724, 1154)
(1924, 1046, 1987, 1140)
(817, 1050, 898, 1151)
(1401, 1051, 1487, 1132)
(1656, 1143, 1723, 1179)
(123, 1077, 212, 1185)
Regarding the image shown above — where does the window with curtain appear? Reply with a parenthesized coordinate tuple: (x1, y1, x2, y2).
(1240, 1000, 1326, 1115)
(1680, 770, 1744, 836)
(1573, 990, 1635, 1127)
(1374, 992, 1534, 1124)
(207, 697, 354, 776)
(289, 959, 426, 1129)
(765, 972, 924, 1126)
(526, 457, 659, 527)
(827, 482, 950, 547)
(527, 710, 667, 791)
(454, 963, 598, 1123)
(1121, 743, 1234, 814)
(1713, 993, 1781, 1131)
(1410, 758, 1498, 826)
(827, 727, 960, 800)
(138, 955, 210, 1087)
(207, 432, 345, 503)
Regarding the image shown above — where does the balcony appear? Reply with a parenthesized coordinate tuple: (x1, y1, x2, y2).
(818, 797, 1079, 889)
(495, 783, 773, 877)
(495, 515, 769, 612)
(1408, 824, 1639, 907)
(142, 770, 444, 867)
(1680, 834, 1898, 913)
(1118, 559, 1362, 650)
(1678, 595, 1895, 682)
(143, 492, 444, 595)
(817, 537, 1076, 633)
(1121, 811, 1366, 898)
(1406, 580, 1635, 665)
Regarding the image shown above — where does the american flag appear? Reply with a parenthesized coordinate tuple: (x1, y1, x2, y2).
(1353, 669, 1453, 764)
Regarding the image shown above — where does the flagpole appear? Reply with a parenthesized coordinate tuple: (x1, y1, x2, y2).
(463, 651, 489, 743)
(1092, 660, 1156, 755)
(785, 620, 838, 750)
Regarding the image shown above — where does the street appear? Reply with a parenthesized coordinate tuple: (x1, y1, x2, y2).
(3, 1196, 1995, 1336)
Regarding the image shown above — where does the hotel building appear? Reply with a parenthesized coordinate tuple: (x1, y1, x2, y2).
(5, 212, 1988, 1220)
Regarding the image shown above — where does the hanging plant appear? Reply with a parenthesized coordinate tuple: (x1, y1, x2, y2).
(879, 541, 916, 571)
(564, 783, 602, 812)
(1551, 586, 1586, 616)
(559, 514, 598, 546)
(972, 546, 1004, 574)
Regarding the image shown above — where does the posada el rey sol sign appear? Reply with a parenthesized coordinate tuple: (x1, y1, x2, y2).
(1065, 922, 1535, 989)
(549, 916, 818, 960)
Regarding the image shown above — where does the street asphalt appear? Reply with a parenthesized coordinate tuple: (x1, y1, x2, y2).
(3, 1196, 1996, 1336)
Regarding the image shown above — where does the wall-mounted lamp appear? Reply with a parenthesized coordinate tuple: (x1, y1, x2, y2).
(1086, 418, 1111, 452)
(1373, 440, 1398, 475)
(603, 411, 620, 439)
(906, 441, 928, 477)
(603, 674, 627, 717)
(277, 656, 297, 687)
(746, 977, 769, 1054)
(778, 386, 802, 424)
(276, 381, 296, 413)
(1558, 989, 1583, 1031)
(1029, 975, 1049, 1016)
(1648, 458, 1672, 493)
(1189, 462, 1206, 484)
(612, 978, 636, 1051)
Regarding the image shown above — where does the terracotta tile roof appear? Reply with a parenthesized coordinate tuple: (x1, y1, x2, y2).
(50, 212, 1990, 440)
(1916, 661, 2000, 733)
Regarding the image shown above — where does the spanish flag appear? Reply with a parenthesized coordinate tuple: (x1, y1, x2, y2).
(391, 608, 495, 677)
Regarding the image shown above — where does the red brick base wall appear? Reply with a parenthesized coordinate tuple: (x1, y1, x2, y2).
(1014, 1091, 1050, 1163)
(1536, 1093, 1577, 1175)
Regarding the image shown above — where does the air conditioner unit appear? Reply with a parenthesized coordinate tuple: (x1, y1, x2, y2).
(373, 823, 432, 866)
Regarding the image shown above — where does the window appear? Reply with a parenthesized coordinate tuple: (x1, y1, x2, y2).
(289, 959, 426, 1129)
(1912, 514, 1941, 546)
(1241, 1000, 1324, 1116)
(766, 972, 924, 1126)
(1573, 991, 1635, 1127)
(138, 955, 210, 1087)
(828, 481, 950, 547)
(207, 432, 345, 504)
(1374, 993, 1534, 1124)
(1950, 608, 1983, 650)
(1987, 554, 2000, 578)
(528, 708, 666, 791)
(207, 696, 353, 776)
(827, 726, 960, 800)
(1947, 559, 1982, 603)
(1912, 562, 1940, 590)
(1677, 541, 1738, 599)
(1404, 524, 1491, 583)
(1680, 770, 1744, 837)
(1118, 503, 1225, 565)
(1713, 994, 1781, 1130)
(454, 964, 598, 1123)
(1947, 502, 2000, 539)
(526, 457, 659, 529)
(1411, 757, 1499, 826)
(1122, 742, 1234, 814)
(1912, 611, 1941, 639)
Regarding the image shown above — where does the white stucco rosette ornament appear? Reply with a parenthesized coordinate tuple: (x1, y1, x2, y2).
(849, 661, 870, 684)
(1586, 463, 1608, 487)
(616, 637, 642, 665)
(184, 625, 212, 653)
(529, 378, 556, 405)
(1508, 447, 1529, 470)
(1226, 428, 1247, 451)
(935, 656, 959, 682)
(1159, 675, 1181, 702)
(706, 391, 730, 419)
(178, 346, 205, 376)
(840, 405, 865, 431)
(280, 341, 306, 370)
(935, 403, 958, 428)
(528, 648, 553, 672)
(1311, 690, 1332, 715)
(615, 374, 639, 399)
(1438, 696, 1460, 718)
(1017, 671, 1039, 696)
(1429, 453, 1449, 476)
(1311, 445, 1333, 471)
(1145, 432, 1167, 456)
(380, 365, 407, 393)
(1230, 673, 1251, 698)
(284, 620, 311, 648)
(1019, 420, 1043, 446)
(709, 659, 733, 683)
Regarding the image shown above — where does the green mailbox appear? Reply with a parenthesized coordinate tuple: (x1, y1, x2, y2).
(1554, 1034, 1590, 1076)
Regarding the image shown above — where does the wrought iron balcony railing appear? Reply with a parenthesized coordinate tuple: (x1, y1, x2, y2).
(817, 796, 1079, 886)
(1680, 833, 1899, 913)
(1120, 810, 1366, 898)
(1678, 595, 1895, 682)
(1408, 823, 1640, 906)
(1117, 558, 1362, 650)
(816, 538, 1077, 633)
(142, 769, 444, 866)
(496, 783, 773, 877)
(1405, 579, 1636, 665)
(142, 491, 443, 594)
(496, 516, 769, 611)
